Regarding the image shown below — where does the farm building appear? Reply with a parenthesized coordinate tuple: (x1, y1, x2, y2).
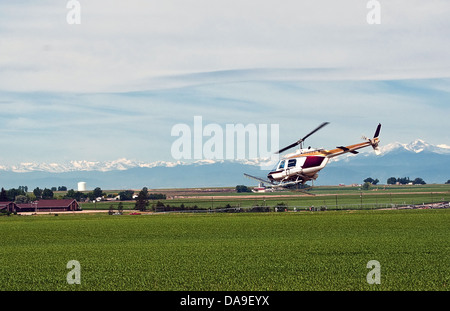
(0, 199, 80, 213)
(0, 202, 17, 213)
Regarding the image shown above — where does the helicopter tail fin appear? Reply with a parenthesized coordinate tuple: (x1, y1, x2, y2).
(373, 123, 381, 139)
(371, 123, 381, 154)
(361, 123, 381, 154)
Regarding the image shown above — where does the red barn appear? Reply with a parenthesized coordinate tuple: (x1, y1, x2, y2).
(0, 202, 17, 213)
(1, 199, 80, 213)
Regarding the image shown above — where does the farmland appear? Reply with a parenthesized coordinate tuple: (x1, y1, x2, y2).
(80, 183, 450, 211)
(0, 209, 448, 291)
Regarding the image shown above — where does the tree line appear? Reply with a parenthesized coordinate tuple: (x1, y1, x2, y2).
(364, 177, 427, 185)
(0, 186, 103, 203)
(0, 187, 56, 202)
(360, 177, 429, 190)
(0, 185, 166, 205)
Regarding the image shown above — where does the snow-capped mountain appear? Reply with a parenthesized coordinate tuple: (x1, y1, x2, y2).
(379, 139, 450, 155)
(1, 139, 447, 173)
(0, 139, 449, 189)
(323, 139, 450, 186)
(0, 158, 191, 173)
(330, 139, 450, 164)
(1, 139, 446, 173)
(0, 157, 267, 174)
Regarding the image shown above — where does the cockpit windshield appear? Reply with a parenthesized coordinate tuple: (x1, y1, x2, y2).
(270, 161, 279, 171)
(271, 159, 287, 171)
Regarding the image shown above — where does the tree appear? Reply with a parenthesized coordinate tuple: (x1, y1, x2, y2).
(362, 182, 371, 190)
(397, 177, 411, 185)
(65, 189, 85, 201)
(135, 187, 149, 211)
(387, 177, 397, 185)
(27, 193, 37, 202)
(18, 186, 28, 193)
(446, 180, 450, 184)
(14, 195, 29, 204)
(118, 202, 124, 215)
(148, 193, 166, 200)
(66, 189, 76, 199)
(87, 192, 95, 201)
(42, 188, 54, 199)
(413, 177, 426, 185)
(33, 187, 43, 199)
(118, 190, 134, 201)
(274, 202, 288, 212)
(93, 187, 103, 199)
(154, 201, 165, 212)
(7, 188, 26, 201)
(236, 185, 251, 193)
(0, 188, 8, 202)
(364, 177, 374, 184)
(364, 177, 379, 185)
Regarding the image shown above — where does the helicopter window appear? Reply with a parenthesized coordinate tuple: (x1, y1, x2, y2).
(278, 160, 285, 170)
(288, 159, 296, 168)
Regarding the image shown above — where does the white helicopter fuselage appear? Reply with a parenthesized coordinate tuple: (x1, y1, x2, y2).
(268, 149, 329, 183)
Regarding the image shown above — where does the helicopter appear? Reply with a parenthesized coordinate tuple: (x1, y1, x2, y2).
(244, 122, 381, 192)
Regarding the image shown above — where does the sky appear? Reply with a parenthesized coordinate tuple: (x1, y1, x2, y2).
(0, 0, 449, 167)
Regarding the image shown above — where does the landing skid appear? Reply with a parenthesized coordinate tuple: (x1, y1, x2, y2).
(283, 182, 315, 196)
(244, 173, 315, 195)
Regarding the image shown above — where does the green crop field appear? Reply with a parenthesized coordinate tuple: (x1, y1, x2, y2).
(78, 184, 450, 211)
(0, 209, 448, 291)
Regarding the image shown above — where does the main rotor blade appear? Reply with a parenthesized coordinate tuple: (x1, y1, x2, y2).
(275, 122, 329, 154)
(243, 173, 274, 185)
(294, 188, 316, 196)
(301, 122, 330, 142)
(275, 141, 300, 154)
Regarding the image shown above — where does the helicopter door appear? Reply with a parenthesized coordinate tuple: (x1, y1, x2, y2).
(286, 159, 296, 176)
(287, 159, 296, 168)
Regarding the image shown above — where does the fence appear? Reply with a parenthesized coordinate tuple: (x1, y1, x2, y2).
(150, 201, 449, 214)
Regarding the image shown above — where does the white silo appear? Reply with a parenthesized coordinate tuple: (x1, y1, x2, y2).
(77, 181, 86, 191)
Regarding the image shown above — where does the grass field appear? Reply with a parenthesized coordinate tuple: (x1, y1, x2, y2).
(80, 184, 450, 211)
(0, 209, 448, 291)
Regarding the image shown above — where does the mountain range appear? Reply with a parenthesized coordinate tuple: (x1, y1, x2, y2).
(0, 139, 449, 190)
(322, 139, 450, 186)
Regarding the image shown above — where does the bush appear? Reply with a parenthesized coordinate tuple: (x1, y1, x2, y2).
(274, 202, 288, 212)
(236, 185, 251, 193)
(149, 193, 166, 200)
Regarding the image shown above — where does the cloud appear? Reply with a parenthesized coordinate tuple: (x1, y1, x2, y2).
(0, 1, 449, 93)
(0, 1, 449, 167)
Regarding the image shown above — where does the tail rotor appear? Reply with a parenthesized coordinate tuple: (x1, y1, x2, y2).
(363, 123, 381, 155)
